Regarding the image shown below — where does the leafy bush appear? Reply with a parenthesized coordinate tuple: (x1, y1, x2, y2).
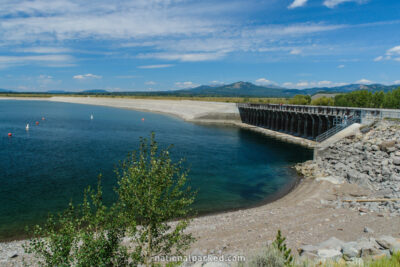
(310, 96, 334, 106)
(334, 87, 400, 108)
(273, 230, 293, 266)
(115, 133, 196, 266)
(243, 246, 286, 267)
(289, 95, 311, 105)
(25, 133, 195, 267)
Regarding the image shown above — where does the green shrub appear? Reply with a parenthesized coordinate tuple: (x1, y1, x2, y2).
(243, 246, 286, 267)
(289, 95, 311, 105)
(310, 96, 334, 106)
(25, 133, 195, 267)
(116, 133, 196, 266)
(366, 251, 400, 267)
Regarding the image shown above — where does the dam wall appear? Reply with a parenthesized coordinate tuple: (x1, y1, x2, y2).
(237, 103, 396, 141)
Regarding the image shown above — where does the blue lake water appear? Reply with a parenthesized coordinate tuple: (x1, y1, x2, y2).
(0, 100, 312, 240)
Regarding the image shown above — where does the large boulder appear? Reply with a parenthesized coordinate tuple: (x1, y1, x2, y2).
(342, 242, 360, 259)
(392, 157, 400, 166)
(379, 141, 396, 152)
(357, 238, 382, 258)
(376, 236, 400, 253)
(317, 249, 342, 261)
(318, 237, 345, 251)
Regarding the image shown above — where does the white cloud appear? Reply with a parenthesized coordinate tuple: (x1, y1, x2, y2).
(356, 78, 373, 84)
(323, 0, 368, 8)
(137, 64, 174, 69)
(393, 80, 400, 85)
(138, 52, 226, 62)
(0, 54, 73, 68)
(283, 82, 295, 88)
(337, 64, 345, 68)
(175, 81, 198, 89)
(283, 80, 348, 88)
(387, 46, 400, 56)
(210, 80, 225, 85)
(73, 73, 102, 80)
(290, 48, 302, 55)
(296, 81, 309, 87)
(255, 78, 276, 86)
(15, 47, 71, 54)
(317, 80, 333, 86)
(0, 0, 347, 66)
(288, 0, 308, 9)
(373, 46, 400, 62)
(0, 1, 219, 43)
(145, 81, 156, 85)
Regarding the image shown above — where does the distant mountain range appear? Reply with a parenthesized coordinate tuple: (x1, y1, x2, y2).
(1, 82, 399, 98)
(163, 82, 399, 98)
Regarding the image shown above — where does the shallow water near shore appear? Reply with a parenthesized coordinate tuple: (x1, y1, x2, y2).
(0, 100, 312, 240)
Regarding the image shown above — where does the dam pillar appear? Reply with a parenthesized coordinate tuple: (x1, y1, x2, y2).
(303, 114, 309, 138)
(311, 114, 319, 139)
(290, 113, 296, 134)
(272, 111, 277, 130)
(261, 110, 266, 127)
(297, 114, 304, 136)
(276, 112, 282, 131)
(284, 113, 290, 132)
(256, 110, 260, 125)
(317, 115, 323, 136)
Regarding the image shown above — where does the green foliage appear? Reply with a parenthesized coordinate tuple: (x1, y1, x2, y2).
(289, 95, 311, 105)
(73, 177, 129, 267)
(366, 251, 400, 267)
(273, 230, 293, 266)
(310, 96, 334, 106)
(25, 134, 195, 267)
(334, 87, 400, 108)
(238, 246, 285, 267)
(116, 133, 196, 266)
(24, 176, 129, 267)
(23, 204, 78, 266)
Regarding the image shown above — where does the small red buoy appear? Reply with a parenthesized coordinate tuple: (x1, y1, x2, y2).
(36, 121, 39, 125)
(141, 118, 145, 121)
(8, 133, 12, 137)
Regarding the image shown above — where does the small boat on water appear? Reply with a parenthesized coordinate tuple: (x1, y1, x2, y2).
(90, 114, 94, 120)
(26, 123, 29, 131)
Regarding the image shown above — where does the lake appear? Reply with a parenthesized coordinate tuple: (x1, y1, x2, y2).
(0, 100, 312, 240)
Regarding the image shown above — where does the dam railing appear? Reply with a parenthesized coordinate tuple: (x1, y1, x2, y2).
(315, 116, 360, 143)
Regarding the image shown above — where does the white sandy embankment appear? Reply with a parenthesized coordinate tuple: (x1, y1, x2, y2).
(0, 96, 316, 148)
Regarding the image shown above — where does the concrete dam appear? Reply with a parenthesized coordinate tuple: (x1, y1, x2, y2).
(237, 103, 394, 142)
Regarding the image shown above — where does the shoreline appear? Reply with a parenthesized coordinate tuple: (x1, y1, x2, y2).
(0, 96, 312, 243)
(0, 96, 317, 148)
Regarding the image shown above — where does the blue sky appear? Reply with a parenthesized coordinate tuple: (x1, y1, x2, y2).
(0, 0, 399, 92)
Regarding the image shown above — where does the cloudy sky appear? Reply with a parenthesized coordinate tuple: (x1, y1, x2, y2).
(0, 0, 399, 92)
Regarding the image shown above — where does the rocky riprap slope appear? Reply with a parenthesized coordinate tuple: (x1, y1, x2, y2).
(297, 119, 400, 215)
(299, 235, 400, 265)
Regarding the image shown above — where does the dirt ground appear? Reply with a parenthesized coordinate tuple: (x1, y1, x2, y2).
(186, 178, 400, 256)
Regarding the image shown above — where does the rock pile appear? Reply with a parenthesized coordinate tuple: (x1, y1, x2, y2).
(299, 235, 400, 264)
(298, 119, 400, 215)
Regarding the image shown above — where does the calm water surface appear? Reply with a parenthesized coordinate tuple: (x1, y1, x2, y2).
(0, 100, 312, 240)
